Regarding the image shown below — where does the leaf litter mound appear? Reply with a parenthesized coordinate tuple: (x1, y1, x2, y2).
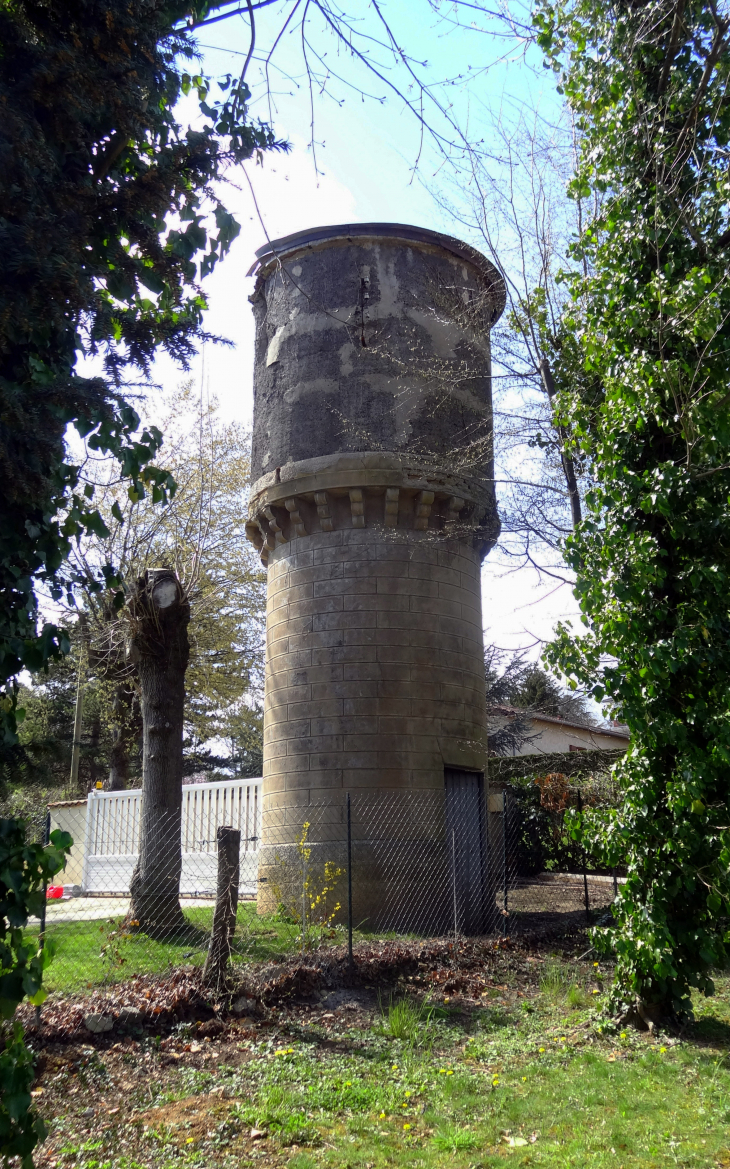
(20, 927, 592, 1046)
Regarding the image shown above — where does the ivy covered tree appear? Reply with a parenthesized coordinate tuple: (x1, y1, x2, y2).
(537, 0, 730, 1023)
(0, 0, 282, 743)
(0, 821, 72, 1165)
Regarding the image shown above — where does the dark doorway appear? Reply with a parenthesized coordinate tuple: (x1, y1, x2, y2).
(444, 768, 489, 935)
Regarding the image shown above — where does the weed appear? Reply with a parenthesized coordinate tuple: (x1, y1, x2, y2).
(98, 916, 134, 981)
(379, 995, 434, 1050)
(566, 982, 589, 1009)
(384, 997, 422, 1041)
(539, 961, 590, 1011)
(232, 1085, 317, 1145)
(267, 822, 344, 948)
(539, 960, 573, 998)
(431, 1124, 477, 1152)
(171, 1021, 196, 1040)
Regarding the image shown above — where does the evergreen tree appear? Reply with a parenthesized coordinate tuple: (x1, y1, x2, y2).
(0, 0, 282, 742)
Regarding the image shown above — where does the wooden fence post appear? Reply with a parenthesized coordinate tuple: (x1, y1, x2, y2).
(203, 825, 241, 986)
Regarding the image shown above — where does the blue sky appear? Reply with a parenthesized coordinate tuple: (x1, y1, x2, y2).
(150, 1, 585, 669)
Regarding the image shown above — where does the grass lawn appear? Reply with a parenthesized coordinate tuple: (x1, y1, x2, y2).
(33, 953, 730, 1169)
(32, 904, 347, 993)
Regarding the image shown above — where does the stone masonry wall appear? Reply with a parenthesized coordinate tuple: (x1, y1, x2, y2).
(263, 526, 487, 821)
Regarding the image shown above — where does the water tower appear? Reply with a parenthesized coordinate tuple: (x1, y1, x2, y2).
(246, 223, 505, 931)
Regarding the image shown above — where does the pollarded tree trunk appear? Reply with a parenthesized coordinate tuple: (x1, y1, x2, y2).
(128, 569, 190, 938)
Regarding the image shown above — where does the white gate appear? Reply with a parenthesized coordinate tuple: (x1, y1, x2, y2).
(81, 779, 262, 896)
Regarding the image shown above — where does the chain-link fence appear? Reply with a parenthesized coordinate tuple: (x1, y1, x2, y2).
(20, 778, 621, 1032)
(500, 778, 621, 935)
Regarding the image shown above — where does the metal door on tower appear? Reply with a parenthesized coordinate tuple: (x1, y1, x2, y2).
(444, 768, 489, 935)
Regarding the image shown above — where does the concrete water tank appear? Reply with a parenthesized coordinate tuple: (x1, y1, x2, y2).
(246, 223, 506, 928)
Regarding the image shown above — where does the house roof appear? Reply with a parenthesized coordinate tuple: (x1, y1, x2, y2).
(487, 705, 630, 741)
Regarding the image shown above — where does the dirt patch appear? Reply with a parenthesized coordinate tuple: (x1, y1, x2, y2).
(136, 1092, 239, 1146)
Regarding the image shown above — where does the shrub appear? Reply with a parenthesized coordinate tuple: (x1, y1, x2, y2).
(0, 818, 71, 1166)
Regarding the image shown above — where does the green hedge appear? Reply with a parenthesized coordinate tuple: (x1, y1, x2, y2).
(489, 750, 624, 878)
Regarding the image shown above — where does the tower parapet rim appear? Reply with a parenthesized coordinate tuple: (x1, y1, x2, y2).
(247, 222, 506, 325)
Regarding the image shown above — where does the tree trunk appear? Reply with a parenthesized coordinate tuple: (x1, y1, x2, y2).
(87, 710, 102, 789)
(106, 682, 135, 791)
(128, 569, 190, 938)
(539, 357, 582, 529)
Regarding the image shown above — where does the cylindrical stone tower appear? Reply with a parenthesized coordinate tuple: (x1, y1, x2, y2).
(246, 223, 505, 931)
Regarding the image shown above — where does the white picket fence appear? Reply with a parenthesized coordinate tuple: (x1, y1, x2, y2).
(79, 778, 262, 896)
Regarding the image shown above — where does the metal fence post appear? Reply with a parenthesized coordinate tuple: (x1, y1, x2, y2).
(502, 790, 508, 937)
(347, 793, 353, 970)
(452, 827, 458, 946)
(302, 851, 307, 955)
(577, 789, 590, 919)
(35, 811, 51, 1025)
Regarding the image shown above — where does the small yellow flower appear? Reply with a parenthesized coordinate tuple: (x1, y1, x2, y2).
(392, 1064, 398, 1071)
(403, 1123, 411, 1131)
(446, 1070, 454, 1076)
(444, 996, 450, 1002)
(538, 1047, 545, 1053)
(592, 989, 600, 994)
(660, 1046, 667, 1053)
(593, 962, 599, 967)
(287, 1048, 294, 1054)
(522, 1076, 527, 1082)
(380, 1112, 386, 1119)
(405, 1091, 411, 1097)
(344, 1081, 351, 1087)
(186, 1137, 195, 1144)
(620, 1032, 627, 1039)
